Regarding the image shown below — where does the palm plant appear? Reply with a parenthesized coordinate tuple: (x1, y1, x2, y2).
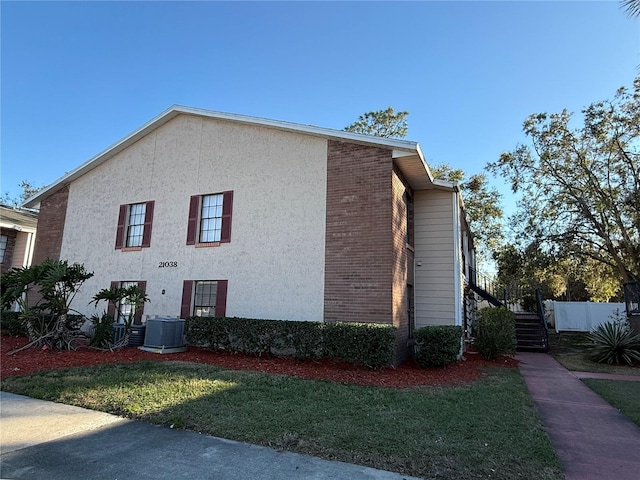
(1, 259, 94, 351)
(90, 285, 149, 348)
(621, 0, 640, 18)
(588, 321, 640, 365)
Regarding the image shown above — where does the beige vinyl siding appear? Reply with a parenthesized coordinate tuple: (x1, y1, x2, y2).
(10, 231, 35, 269)
(413, 189, 456, 326)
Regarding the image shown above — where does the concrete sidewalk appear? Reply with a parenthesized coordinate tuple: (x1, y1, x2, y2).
(570, 370, 640, 381)
(518, 353, 640, 480)
(0, 392, 419, 480)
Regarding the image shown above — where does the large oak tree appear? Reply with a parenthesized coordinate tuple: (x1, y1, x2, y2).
(488, 78, 640, 285)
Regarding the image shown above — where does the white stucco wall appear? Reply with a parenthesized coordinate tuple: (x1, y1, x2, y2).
(413, 189, 456, 327)
(61, 114, 327, 321)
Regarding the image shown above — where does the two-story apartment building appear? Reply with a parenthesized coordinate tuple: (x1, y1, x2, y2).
(24, 106, 475, 362)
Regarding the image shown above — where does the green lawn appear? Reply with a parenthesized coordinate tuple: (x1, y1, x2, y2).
(581, 379, 640, 427)
(549, 332, 640, 375)
(1, 361, 563, 480)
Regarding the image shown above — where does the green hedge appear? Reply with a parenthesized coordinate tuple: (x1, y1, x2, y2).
(185, 316, 395, 368)
(474, 308, 516, 360)
(323, 322, 396, 369)
(1, 311, 26, 336)
(414, 325, 462, 367)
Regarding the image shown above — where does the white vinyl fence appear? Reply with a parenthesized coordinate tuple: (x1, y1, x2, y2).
(547, 301, 626, 332)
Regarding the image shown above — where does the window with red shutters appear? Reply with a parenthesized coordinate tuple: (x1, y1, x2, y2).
(180, 279, 228, 318)
(106, 281, 119, 318)
(106, 280, 146, 324)
(186, 191, 233, 246)
(134, 281, 147, 324)
(115, 201, 155, 250)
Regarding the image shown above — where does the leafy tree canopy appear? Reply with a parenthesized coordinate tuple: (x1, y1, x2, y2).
(344, 107, 409, 138)
(1, 180, 44, 208)
(488, 77, 640, 285)
(345, 108, 504, 265)
(431, 163, 503, 264)
(493, 242, 622, 303)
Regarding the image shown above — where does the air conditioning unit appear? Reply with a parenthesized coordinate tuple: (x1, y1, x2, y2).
(139, 317, 187, 354)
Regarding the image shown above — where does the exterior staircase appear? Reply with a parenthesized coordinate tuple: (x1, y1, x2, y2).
(468, 268, 549, 352)
(514, 312, 549, 352)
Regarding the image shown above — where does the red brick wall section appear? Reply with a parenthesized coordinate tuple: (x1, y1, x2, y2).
(31, 186, 69, 265)
(391, 170, 411, 363)
(324, 141, 393, 325)
(0, 229, 17, 274)
(324, 141, 412, 363)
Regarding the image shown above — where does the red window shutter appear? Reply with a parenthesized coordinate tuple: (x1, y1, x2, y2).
(115, 205, 127, 249)
(186, 196, 199, 245)
(180, 280, 193, 318)
(141, 201, 154, 248)
(215, 280, 228, 317)
(107, 281, 119, 319)
(134, 281, 147, 325)
(220, 191, 233, 243)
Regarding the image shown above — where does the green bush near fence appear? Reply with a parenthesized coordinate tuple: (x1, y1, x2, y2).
(474, 308, 517, 360)
(414, 325, 462, 367)
(185, 316, 395, 369)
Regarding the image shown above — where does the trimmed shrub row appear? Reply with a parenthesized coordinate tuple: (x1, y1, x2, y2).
(474, 308, 516, 360)
(323, 322, 396, 369)
(185, 316, 396, 369)
(414, 325, 462, 367)
(1, 311, 26, 336)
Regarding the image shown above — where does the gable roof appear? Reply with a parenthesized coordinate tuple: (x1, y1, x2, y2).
(24, 105, 454, 208)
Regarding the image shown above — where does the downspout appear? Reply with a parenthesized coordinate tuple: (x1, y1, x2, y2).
(452, 191, 462, 327)
(24, 231, 36, 268)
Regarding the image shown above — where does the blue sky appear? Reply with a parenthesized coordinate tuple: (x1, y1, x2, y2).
(2, 1, 639, 215)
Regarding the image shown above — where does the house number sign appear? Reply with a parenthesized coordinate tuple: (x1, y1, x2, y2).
(158, 261, 178, 268)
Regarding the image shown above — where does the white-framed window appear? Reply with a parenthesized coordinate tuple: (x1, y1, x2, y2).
(0, 234, 7, 263)
(186, 191, 233, 246)
(126, 203, 146, 247)
(117, 281, 138, 324)
(193, 280, 218, 317)
(115, 201, 154, 250)
(107, 280, 147, 324)
(199, 194, 223, 243)
(180, 279, 228, 318)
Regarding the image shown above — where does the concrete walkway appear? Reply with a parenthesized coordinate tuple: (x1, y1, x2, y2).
(518, 353, 640, 480)
(0, 392, 419, 480)
(571, 370, 640, 381)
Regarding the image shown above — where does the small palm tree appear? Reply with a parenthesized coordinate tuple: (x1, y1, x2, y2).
(91, 285, 149, 332)
(1, 259, 94, 351)
(621, 0, 640, 18)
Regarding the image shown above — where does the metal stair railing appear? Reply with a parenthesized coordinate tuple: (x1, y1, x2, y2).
(535, 288, 550, 351)
(468, 266, 506, 308)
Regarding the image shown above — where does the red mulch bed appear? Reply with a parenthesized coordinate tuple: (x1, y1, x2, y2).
(0, 335, 518, 388)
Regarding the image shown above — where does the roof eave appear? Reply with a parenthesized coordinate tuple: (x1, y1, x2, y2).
(24, 105, 422, 208)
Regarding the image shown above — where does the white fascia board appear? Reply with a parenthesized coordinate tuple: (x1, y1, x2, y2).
(24, 105, 421, 207)
(0, 223, 37, 234)
(413, 144, 459, 191)
(23, 107, 183, 208)
(433, 178, 458, 190)
(173, 106, 421, 151)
